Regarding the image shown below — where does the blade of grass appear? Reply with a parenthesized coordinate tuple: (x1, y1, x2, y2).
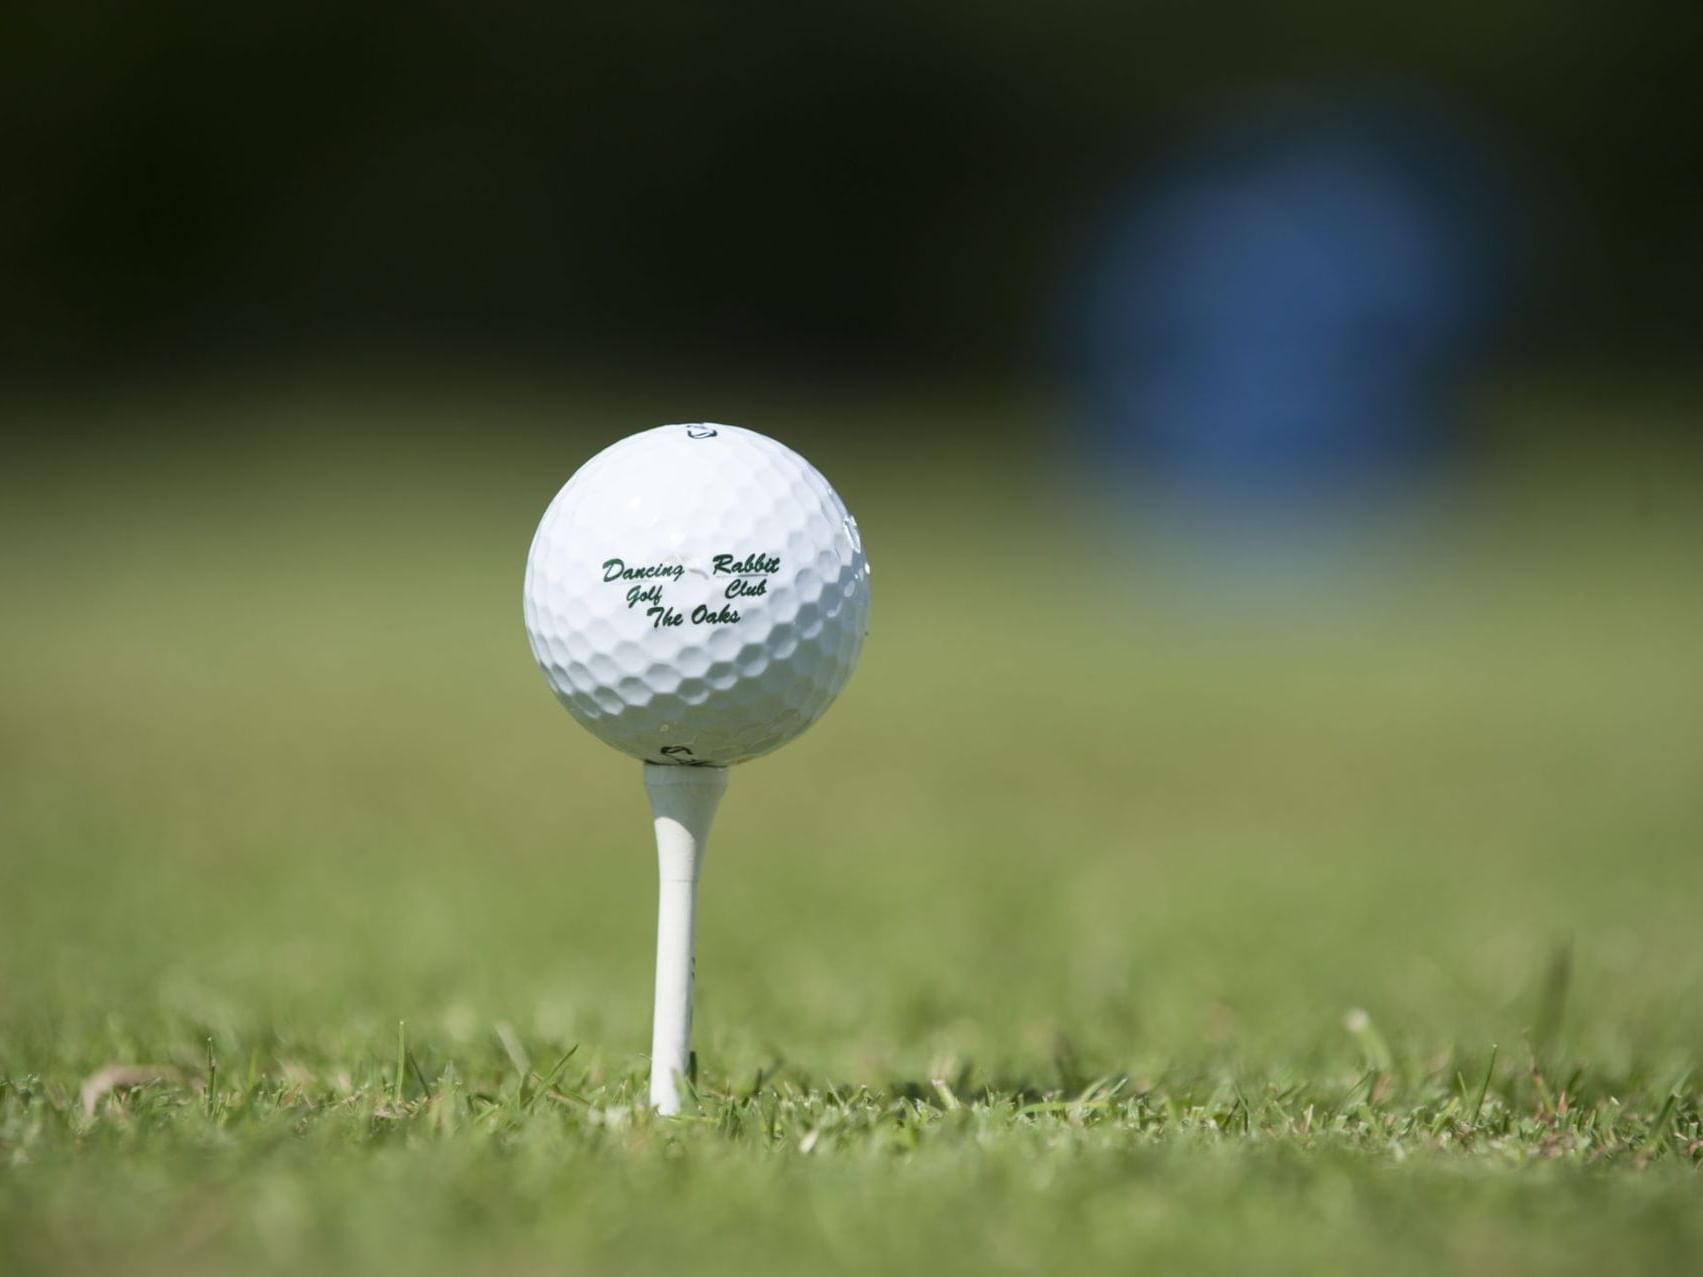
(1471, 1045, 1499, 1128)
(522, 1045, 580, 1111)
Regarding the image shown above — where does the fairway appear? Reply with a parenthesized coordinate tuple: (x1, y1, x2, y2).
(3, 384, 1701, 1275)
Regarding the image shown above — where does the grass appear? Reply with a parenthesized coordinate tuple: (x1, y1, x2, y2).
(2, 379, 1701, 1274)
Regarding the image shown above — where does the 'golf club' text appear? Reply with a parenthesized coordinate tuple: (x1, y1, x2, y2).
(597, 551, 783, 628)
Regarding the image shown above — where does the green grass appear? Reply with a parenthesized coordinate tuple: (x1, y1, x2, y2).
(3, 381, 1702, 1274)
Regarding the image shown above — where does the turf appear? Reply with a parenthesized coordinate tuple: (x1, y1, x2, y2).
(3, 382, 1701, 1274)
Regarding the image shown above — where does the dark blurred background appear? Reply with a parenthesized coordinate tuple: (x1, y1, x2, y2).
(6, 0, 1702, 391)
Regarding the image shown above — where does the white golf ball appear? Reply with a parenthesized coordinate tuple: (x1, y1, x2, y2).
(524, 423, 870, 766)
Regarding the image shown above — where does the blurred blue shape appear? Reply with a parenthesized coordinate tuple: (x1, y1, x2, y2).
(1068, 91, 1513, 590)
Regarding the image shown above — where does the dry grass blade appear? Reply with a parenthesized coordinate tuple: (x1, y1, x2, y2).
(80, 1064, 185, 1116)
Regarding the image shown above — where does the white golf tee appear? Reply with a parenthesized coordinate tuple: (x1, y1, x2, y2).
(643, 762, 728, 1116)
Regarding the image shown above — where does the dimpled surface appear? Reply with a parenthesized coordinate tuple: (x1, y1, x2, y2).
(523, 423, 870, 766)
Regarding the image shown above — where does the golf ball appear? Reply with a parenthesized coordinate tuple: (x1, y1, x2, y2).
(524, 423, 870, 766)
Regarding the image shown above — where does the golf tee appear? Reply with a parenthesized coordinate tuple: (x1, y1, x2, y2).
(643, 762, 728, 1115)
